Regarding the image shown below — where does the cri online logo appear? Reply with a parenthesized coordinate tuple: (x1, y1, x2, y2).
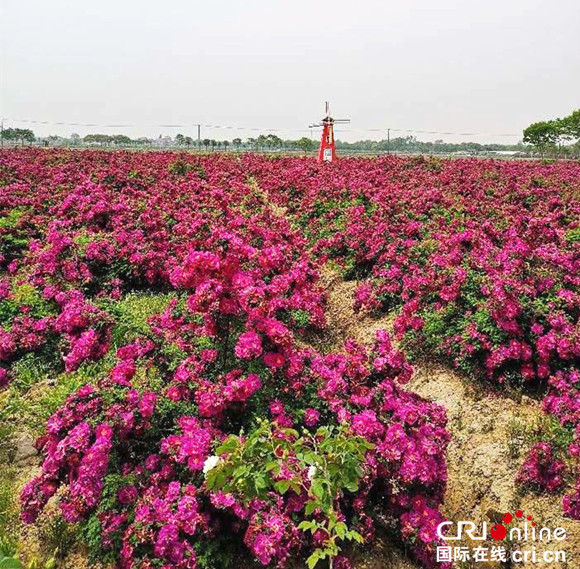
(437, 510, 567, 543)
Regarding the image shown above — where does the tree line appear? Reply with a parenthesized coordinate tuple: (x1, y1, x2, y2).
(523, 109, 580, 158)
(4, 119, 580, 158)
(0, 127, 36, 145)
(4, 130, 523, 155)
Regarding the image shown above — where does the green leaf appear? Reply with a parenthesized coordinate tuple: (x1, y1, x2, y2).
(334, 522, 347, 540)
(345, 481, 359, 493)
(304, 501, 317, 516)
(254, 474, 268, 490)
(232, 465, 248, 479)
(306, 550, 325, 569)
(216, 436, 239, 455)
(347, 530, 364, 544)
(274, 480, 291, 494)
(297, 521, 316, 532)
(0, 557, 23, 569)
(311, 480, 325, 500)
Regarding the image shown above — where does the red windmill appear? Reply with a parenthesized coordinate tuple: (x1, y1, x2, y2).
(310, 102, 350, 162)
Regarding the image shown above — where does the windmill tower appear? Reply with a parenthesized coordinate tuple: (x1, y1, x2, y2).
(309, 102, 350, 162)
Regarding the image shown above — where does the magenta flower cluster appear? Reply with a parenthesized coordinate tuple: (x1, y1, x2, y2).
(0, 149, 452, 568)
(515, 442, 565, 493)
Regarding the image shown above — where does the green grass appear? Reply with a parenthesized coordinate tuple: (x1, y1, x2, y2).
(0, 464, 19, 557)
(101, 292, 177, 347)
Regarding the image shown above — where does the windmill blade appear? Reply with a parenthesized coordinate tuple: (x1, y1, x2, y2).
(334, 119, 351, 123)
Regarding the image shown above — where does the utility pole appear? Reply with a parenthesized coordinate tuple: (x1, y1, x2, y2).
(387, 128, 390, 155)
(197, 124, 201, 151)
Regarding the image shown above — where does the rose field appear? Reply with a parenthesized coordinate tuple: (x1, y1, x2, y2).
(2, 148, 580, 569)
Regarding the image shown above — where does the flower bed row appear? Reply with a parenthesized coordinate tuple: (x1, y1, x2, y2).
(0, 149, 450, 569)
(244, 153, 580, 518)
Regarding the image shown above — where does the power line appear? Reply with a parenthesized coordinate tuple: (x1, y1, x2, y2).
(1, 117, 522, 138)
(356, 127, 520, 137)
(2, 117, 311, 133)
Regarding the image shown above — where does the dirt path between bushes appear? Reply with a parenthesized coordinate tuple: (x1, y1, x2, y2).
(316, 269, 580, 569)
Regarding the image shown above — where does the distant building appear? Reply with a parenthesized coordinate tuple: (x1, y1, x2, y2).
(154, 135, 174, 147)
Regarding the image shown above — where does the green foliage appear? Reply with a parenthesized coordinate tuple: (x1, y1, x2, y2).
(38, 517, 77, 563)
(0, 464, 19, 560)
(168, 159, 206, 178)
(523, 121, 559, 149)
(564, 109, 580, 139)
(0, 208, 31, 261)
(8, 352, 56, 393)
(194, 335, 215, 351)
(506, 416, 533, 459)
(72, 233, 93, 255)
(0, 208, 27, 230)
(565, 227, 580, 244)
(194, 539, 237, 569)
(0, 128, 35, 144)
(104, 292, 177, 346)
(288, 309, 311, 328)
(296, 137, 316, 152)
(0, 550, 22, 569)
(3, 354, 112, 435)
(523, 109, 580, 155)
(420, 304, 458, 352)
(206, 420, 371, 567)
(530, 416, 574, 454)
(0, 284, 56, 326)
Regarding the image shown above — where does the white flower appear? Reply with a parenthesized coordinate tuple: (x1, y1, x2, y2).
(307, 466, 317, 481)
(203, 455, 221, 476)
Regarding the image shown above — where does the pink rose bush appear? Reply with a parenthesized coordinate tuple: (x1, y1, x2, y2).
(20, 239, 449, 569)
(0, 149, 451, 568)
(7, 147, 580, 561)
(246, 153, 580, 518)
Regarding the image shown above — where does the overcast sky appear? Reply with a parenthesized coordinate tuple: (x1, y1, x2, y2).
(1, 0, 579, 143)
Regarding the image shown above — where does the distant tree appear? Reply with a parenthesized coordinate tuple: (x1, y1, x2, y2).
(112, 134, 132, 145)
(246, 138, 256, 149)
(1, 127, 14, 142)
(523, 121, 559, 157)
(266, 134, 282, 149)
(175, 133, 185, 146)
(523, 109, 580, 158)
(202, 139, 211, 151)
(19, 128, 35, 145)
(184, 136, 193, 147)
(232, 137, 242, 150)
(70, 133, 81, 145)
(223, 140, 229, 151)
(4, 128, 36, 145)
(296, 137, 315, 152)
(561, 109, 580, 141)
(210, 140, 217, 151)
(84, 134, 112, 145)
